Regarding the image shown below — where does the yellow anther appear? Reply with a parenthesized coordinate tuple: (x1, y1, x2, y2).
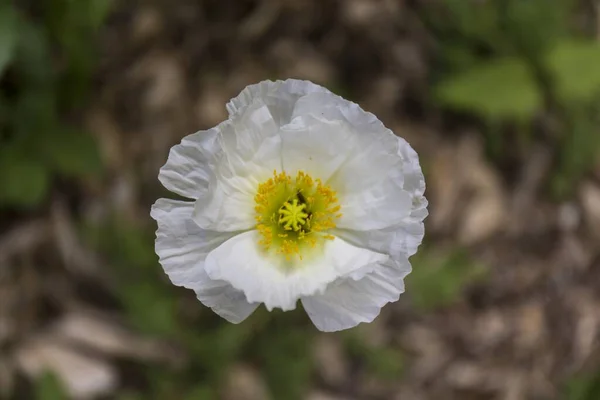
(254, 170, 342, 261)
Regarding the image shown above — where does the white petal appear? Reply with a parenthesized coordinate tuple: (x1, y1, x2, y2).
(291, 91, 395, 143)
(291, 91, 426, 232)
(219, 100, 281, 176)
(151, 199, 258, 323)
(337, 177, 413, 231)
(289, 92, 414, 231)
(193, 102, 282, 232)
(292, 91, 401, 190)
(192, 173, 259, 232)
(333, 135, 428, 257)
(226, 79, 331, 125)
(334, 218, 424, 259)
(399, 140, 424, 191)
(332, 200, 427, 259)
(204, 231, 388, 311)
(158, 126, 220, 199)
(279, 116, 356, 181)
(193, 269, 260, 324)
(301, 257, 411, 332)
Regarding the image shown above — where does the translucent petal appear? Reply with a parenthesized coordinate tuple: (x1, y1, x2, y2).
(193, 269, 260, 324)
(226, 79, 331, 125)
(288, 91, 417, 231)
(333, 218, 424, 259)
(193, 102, 282, 232)
(333, 134, 428, 257)
(336, 177, 413, 231)
(158, 126, 220, 199)
(291, 91, 401, 191)
(151, 199, 258, 323)
(192, 173, 259, 232)
(204, 231, 388, 311)
(279, 116, 356, 181)
(301, 257, 411, 332)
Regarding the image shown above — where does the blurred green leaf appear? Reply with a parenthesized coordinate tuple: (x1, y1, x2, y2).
(552, 104, 600, 198)
(35, 371, 68, 400)
(343, 330, 404, 381)
(123, 282, 180, 335)
(0, 2, 19, 77)
(547, 40, 600, 103)
(117, 392, 145, 400)
(259, 329, 312, 400)
(183, 385, 217, 400)
(39, 129, 103, 178)
(12, 89, 58, 137)
(408, 249, 487, 311)
(14, 20, 54, 86)
(0, 148, 50, 207)
(564, 371, 600, 400)
(501, 0, 571, 56)
(364, 347, 404, 381)
(89, 0, 114, 30)
(435, 58, 542, 120)
(442, 0, 503, 44)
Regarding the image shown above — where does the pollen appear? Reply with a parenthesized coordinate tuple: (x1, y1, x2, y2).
(254, 170, 342, 261)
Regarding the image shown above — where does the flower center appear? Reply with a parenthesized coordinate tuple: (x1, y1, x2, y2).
(278, 199, 308, 231)
(255, 171, 342, 261)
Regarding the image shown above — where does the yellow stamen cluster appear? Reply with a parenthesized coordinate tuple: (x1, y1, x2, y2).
(254, 170, 342, 261)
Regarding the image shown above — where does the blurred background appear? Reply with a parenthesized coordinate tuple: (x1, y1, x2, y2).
(1, 0, 600, 399)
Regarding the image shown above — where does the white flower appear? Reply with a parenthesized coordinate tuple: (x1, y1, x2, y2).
(151, 79, 427, 332)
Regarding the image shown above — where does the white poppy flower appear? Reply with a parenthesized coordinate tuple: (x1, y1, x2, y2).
(151, 79, 427, 332)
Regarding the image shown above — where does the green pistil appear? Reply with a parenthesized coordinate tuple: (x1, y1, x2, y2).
(278, 199, 308, 231)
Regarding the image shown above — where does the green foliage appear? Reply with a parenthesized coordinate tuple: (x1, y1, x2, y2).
(84, 217, 181, 336)
(0, 0, 112, 209)
(0, 147, 50, 207)
(343, 332, 404, 381)
(35, 372, 69, 400)
(547, 40, 600, 103)
(39, 128, 103, 178)
(552, 103, 600, 198)
(408, 249, 487, 311)
(435, 58, 542, 120)
(500, 0, 571, 56)
(257, 326, 313, 400)
(182, 385, 217, 400)
(428, 0, 600, 197)
(0, 2, 19, 77)
(117, 392, 145, 400)
(363, 347, 404, 381)
(564, 370, 600, 400)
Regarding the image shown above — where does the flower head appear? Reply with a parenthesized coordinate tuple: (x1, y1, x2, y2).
(151, 79, 427, 332)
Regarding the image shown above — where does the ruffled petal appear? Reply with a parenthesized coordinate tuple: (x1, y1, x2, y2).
(193, 101, 282, 232)
(192, 173, 259, 232)
(287, 91, 415, 231)
(333, 134, 428, 257)
(193, 269, 260, 324)
(291, 91, 401, 190)
(301, 257, 411, 332)
(204, 231, 388, 311)
(226, 79, 330, 125)
(333, 218, 424, 259)
(151, 199, 258, 323)
(279, 116, 356, 182)
(158, 126, 220, 200)
(396, 136, 426, 198)
(336, 177, 413, 231)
